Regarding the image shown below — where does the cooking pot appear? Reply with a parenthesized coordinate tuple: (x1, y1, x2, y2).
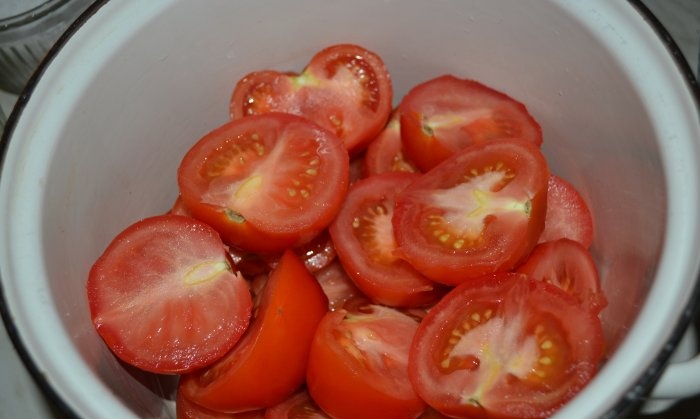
(1, 1, 699, 418)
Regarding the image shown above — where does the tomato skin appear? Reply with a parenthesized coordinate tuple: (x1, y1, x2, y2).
(409, 272, 604, 419)
(538, 175, 594, 248)
(516, 238, 607, 315)
(399, 75, 542, 172)
(329, 172, 444, 307)
(313, 260, 364, 312)
(230, 44, 393, 154)
(264, 389, 330, 419)
(306, 305, 427, 419)
(393, 139, 549, 285)
(87, 214, 252, 374)
(177, 113, 349, 254)
(363, 112, 420, 176)
(179, 251, 329, 412)
(176, 387, 264, 419)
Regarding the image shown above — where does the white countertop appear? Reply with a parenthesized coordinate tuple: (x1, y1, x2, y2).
(0, 1, 698, 419)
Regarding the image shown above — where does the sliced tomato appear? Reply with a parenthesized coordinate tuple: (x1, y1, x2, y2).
(179, 251, 328, 412)
(538, 175, 594, 248)
(516, 238, 607, 315)
(363, 112, 420, 176)
(329, 172, 443, 307)
(399, 75, 542, 172)
(230, 44, 393, 154)
(306, 304, 427, 419)
(294, 229, 337, 273)
(264, 389, 330, 419)
(393, 140, 549, 285)
(177, 113, 349, 253)
(313, 260, 365, 312)
(176, 386, 264, 419)
(409, 272, 605, 419)
(87, 214, 252, 374)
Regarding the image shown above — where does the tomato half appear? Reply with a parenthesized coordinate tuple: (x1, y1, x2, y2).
(538, 175, 594, 248)
(516, 238, 607, 315)
(393, 140, 549, 285)
(363, 112, 420, 176)
(329, 172, 443, 307)
(264, 389, 330, 419)
(306, 304, 427, 419)
(230, 44, 393, 154)
(87, 214, 252, 374)
(177, 113, 349, 253)
(409, 272, 605, 419)
(399, 75, 542, 172)
(179, 251, 328, 412)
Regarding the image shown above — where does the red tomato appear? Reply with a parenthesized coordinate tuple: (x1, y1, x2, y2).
(363, 112, 420, 176)
(538, 175, 594, 248)
(393, 140, 549, 285)
(230, 44, 393, 154)
(399, 75, 542, 172)
(176, 387, 264, 419)
(329, 172, 444, 307)
(179, 251, 328, 412)
(517, 238, 607, 315)
(87, 214, 252, 374)
(306, 304, 427, 419)
(177, 113, 349, 253)
(169, 195, 193, 217)
(409, 272, 605, 419)
(294, 230, 337, 273)
(264, 389, 330, 419)
(313, 260, 364, 311)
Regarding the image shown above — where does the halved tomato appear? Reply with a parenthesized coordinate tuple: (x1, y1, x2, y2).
(179, 251, 328, 412)
(538, 175, 594, 248)
(329, 172, 443, 307)
(363, 112, 420, 176)
(264, 389, 330, 419)
(177, 113, 349, 253)
(409, 272, 605, 419)
(307, 304, 427, 419)
(516, 238, 607, 315)
(399, 75, 542, 172)
(87, 214, 252, 374)
(393, 139, 549, 285)
(230, 44, 393, 154)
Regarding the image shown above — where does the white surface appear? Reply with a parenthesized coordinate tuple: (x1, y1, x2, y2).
(0, 1, 698, 419)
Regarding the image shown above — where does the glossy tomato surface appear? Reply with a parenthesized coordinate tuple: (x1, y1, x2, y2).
(399, 75, 542, 171)
(329, 172, 443, 307)
(179, 251, 328, 412)
(177, 113, 349, 253)
(363, 112, 419, 176)
(307, 304, 426, 419)
(264, 389, 330, 419)
(538, 175, 594, 248)
(409, 272, 604, 419)
(393, 139, 549, 285)
(230, 44, 393, 154)
(87, 214, 252, 374)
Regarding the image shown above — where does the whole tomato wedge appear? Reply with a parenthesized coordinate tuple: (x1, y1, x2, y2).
(363, 112, 420, 176)
(179, 251, 328, 413)
(230, 44, 393, 154)
(516, 238, 607, 315)
(538, 175, 594, 248)
(329, 172, 443, 307)
(399, 75, 542, 172)
(409, 272, 605, 419)
(393, 139, 549, 285)
(306, 304, 427, 419)
(87, 214, 252, 374)
(177, 113, 349, 253)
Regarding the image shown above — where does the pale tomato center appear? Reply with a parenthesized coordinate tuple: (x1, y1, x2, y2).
(424, 109, 492, 137)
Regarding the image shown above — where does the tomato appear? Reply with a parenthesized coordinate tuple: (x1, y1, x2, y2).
(87, 214, 252, 374)
(329, 173, 444, 307)
(363, 112, 419, 176)
(179, 251, 328, 412)
(516, 238, 607, 315)
(264, 389, 330, 419)
(313, 261, 364, 311)
(409, 272, 605, 419)
(538, 175, 594, 248)
(393, 139, 549, 285)
(169, 195, 193, 217)
(399, 75, 542, 172)
(294, 230, 337, 273)
(177, 113, 349, 253)
(176, 387, 264, 419)
(306, 304, 427, 419)
(230, 44, 393, 154)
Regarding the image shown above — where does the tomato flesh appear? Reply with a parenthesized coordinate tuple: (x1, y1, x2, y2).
(87, 214, 252, 374)
(538, 175, 594, 248)
(363, 112, 419, 176)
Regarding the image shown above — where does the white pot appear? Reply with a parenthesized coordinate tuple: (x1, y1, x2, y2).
(1, 1, 699, 418)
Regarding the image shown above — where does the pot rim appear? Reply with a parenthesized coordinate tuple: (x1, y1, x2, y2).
(0, 1, 698, 418)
